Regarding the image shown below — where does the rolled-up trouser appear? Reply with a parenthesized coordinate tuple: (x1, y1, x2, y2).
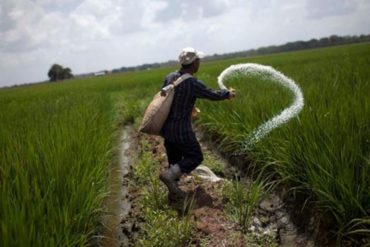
(164, 139, 204, 174)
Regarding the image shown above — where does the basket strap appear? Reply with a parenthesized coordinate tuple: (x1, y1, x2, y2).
(173, 73, 192, 87)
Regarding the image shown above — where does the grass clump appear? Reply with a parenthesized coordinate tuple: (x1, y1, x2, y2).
(137, 209, 193, 247)
(222, 177, 269, 233)
(132, 137, 193, 247)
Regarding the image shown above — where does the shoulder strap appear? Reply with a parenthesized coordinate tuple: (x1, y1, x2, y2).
(173, 73, 192, 87)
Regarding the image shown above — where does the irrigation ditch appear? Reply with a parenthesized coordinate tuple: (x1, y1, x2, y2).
(98, 126, 137, 247)
(98, 125, 324, 247)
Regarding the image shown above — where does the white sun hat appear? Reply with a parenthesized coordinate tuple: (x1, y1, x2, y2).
(178, 47, 205, 65)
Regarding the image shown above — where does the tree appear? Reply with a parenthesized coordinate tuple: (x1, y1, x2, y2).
(62, 67, 73, 79)
(48, 64, 73, 82)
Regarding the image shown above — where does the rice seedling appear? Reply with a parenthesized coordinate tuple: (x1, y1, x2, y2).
(222, 170, 273, 233)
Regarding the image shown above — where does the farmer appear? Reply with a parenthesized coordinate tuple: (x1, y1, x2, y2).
(159, 47, 235, 199)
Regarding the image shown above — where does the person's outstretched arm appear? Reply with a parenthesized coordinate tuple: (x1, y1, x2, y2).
(192, 79, 230, 100)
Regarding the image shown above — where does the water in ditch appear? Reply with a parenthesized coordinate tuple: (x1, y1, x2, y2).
(100, 126, 133, 247)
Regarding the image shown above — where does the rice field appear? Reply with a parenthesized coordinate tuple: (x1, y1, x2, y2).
(196, 43, 370, 241)
(0, 42, 369, 245)
(0, 72, 160, 246)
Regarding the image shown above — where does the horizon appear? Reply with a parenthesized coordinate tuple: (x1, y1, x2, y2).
(1, 0, 370, 87)
(1, 34, 367, 89)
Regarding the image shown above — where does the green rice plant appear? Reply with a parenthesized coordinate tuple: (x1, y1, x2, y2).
(0, 92, 114, 246)
(222, 175, 271, 233)
(141, 176, 168, 211)
(133, 137, 167, 209)
(137, 208, 193, 247)
(134, 151, 156, 186)
(140, 161, 168, 211)
(0, 66, 171, 245)
(121, 101, 142, 125)
(197, 43, 370, 240)
(0, 68, 167, 245)
(340, 217, 370, 246)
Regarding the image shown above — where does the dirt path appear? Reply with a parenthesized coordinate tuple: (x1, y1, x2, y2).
(100, 126, 316, 247)
(100, 126, 136, 247)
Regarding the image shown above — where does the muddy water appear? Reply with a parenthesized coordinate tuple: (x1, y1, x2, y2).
(100, 126, 133, 247)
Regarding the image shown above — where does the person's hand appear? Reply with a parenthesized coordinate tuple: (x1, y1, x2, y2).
(161, 83, 174, 97)
(191, 106, 200, 118)
(160, 90, 167, 97)
(228, 87, 236, 99)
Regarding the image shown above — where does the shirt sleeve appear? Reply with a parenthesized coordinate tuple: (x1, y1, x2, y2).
(162, 76, 171, 89)
(162, 72, 182, 89)
(162, 78, 168, 88)
(192, 79, 230, 100)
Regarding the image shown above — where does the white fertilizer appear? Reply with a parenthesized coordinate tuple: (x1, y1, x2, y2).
(193, 165, 223, 182)
(217, 63, 304, 149)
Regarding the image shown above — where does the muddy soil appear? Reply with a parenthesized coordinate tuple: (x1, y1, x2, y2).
(104, 126, 321, 247)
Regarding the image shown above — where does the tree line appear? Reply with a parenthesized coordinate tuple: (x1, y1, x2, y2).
(52, 33, 370, 79)
(110, 33, 370, 74)
(203, 34, 370, 61)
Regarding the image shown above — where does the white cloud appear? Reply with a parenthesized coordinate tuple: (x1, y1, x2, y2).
(154, 0, 231, 22)
(0, 0, 369, 87)
(306, 0, 357, 19)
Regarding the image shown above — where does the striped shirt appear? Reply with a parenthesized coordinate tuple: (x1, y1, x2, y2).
(160, 71, 230, 143)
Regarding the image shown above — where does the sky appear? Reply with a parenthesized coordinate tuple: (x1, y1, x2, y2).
(0, 0, 369, 87)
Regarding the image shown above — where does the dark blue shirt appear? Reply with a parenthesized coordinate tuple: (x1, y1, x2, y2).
(160, 71, 230, 143)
